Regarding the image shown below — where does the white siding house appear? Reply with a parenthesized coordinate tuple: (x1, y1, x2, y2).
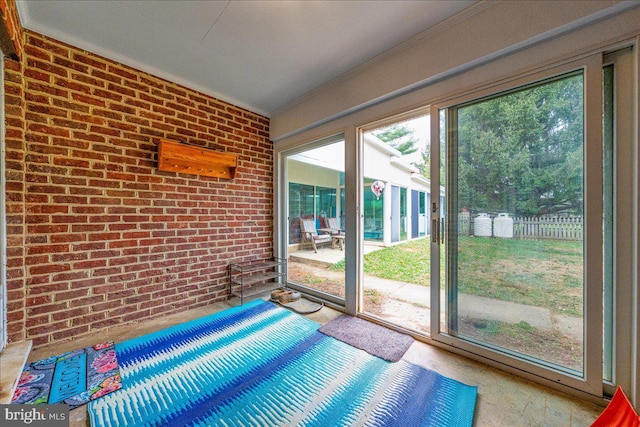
(288, 133, 441, 247)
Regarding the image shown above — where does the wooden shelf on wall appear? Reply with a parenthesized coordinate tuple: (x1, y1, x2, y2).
(157, 139, 238, 179)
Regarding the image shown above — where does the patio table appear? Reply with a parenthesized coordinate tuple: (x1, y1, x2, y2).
(318, 228, 344, 250)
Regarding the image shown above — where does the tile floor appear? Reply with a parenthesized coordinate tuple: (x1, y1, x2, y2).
(6, 296, 604, 427)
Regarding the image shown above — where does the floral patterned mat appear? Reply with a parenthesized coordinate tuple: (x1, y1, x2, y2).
(11, 341, 122, 409)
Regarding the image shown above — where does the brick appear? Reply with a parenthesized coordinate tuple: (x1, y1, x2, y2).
(28, 123, 70, 138)
(93, 88, 122, 102)
(27, 302, 68, 316)
(22, 227, 52, 242)
(30, 336, 49, 346)
(29, 263, 71, 275)
(27, 81, 68, 98)
(108, 65, 138, 81)
(24, 68, 51, 83)
(107, 82, 136, 97)
(91, 69, 122, 84)
(27, 321, 70, 338)
(53, 56, 90, 74)
(71, 73, 105, 89)
(54, 284, 89, 300)
(67, 277, 109, 289)
(72, 92, 106, 107)
(72, 259, 107, 270)
(68, 295, 105, 308)
(90, 317, 123, 330)
(72, 132, 106, 143)
(72, 52, 108, 70)
(26, 295, 51, 306)
(56, 78, 93, 95)
(50, 307, 88, 322)
(72, 312, 105, 326)
(26, 315, 50, 328)
(52, 326, 90, 341)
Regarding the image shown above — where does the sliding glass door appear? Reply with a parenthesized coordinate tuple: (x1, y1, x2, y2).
(430, 57, 603, 395)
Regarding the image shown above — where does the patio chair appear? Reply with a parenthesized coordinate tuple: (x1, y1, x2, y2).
(299, 218, 332, 253)
(323, 217, 345, 250)
(325, 217, 343, 234)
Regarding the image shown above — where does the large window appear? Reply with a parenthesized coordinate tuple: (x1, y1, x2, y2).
(275, 45, 634, 400)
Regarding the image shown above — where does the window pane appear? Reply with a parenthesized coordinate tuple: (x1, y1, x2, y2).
(361, 113, 431, 334)
(452, 72, 585, 373)
(286, 140, 346, 301)
(288, 183, 314, 244)
(363, 182, 384, 242)
(317, 187, 337, 221)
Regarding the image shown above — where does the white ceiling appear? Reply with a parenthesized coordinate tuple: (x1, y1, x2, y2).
(17, 0, 474, 117)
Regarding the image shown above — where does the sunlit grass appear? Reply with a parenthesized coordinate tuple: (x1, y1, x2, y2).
(458, 237, 583, 316)
(332, 237, 583, 316)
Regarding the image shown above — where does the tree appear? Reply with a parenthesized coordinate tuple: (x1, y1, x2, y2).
(416, 144, 431, 175)
(456, 74, 583, 217)
(374, 125, 419, 156)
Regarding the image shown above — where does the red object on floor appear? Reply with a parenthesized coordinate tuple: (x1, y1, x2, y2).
(591, 387, 640, 426)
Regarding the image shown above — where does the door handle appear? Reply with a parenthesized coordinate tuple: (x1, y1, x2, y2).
(432, 219, 440, 243)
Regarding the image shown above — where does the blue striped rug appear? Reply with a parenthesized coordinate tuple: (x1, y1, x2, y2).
(88, 300, 477, 427)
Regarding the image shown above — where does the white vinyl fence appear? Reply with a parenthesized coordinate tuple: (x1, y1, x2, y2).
(513, 216, 583, 241)
(461, 215, 583, 241)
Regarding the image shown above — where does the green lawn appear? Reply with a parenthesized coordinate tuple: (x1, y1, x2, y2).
(332, 237, 583, 316)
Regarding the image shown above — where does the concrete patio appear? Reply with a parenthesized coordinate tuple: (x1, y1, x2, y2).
(288, 243, 384, 267)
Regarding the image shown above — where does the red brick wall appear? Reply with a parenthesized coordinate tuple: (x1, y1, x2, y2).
(5, 31, 273, 348)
